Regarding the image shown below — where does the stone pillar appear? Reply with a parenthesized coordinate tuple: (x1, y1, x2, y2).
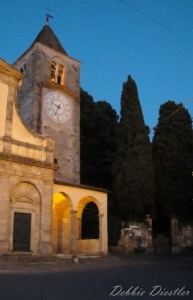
(57, 212, 63, 254)
(99, 213, 104, 255)
(40, 182, 53, 255)
(145, 214, 153, 253)
(3, 84, 16, 154)
(70, 210, 77, 255)
(55, 64, 59, 83)
(0, 173, 10, 253)
(77, 217, 82, 239)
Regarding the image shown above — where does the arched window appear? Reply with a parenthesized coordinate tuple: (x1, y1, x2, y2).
(57, 65, 64, 85)
(51, 61, 56, 83)
(50, 61, 65, 85)
(81, 202, 99, 239)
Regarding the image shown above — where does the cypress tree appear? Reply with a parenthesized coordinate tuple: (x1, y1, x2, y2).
(152, 100, 193, 224)
(113, 75, 155, 222)
(80, 89, 120, 245)
(80, 88, 118, 190)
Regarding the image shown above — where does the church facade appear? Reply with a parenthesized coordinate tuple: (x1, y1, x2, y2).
(0, 22, 108, 256)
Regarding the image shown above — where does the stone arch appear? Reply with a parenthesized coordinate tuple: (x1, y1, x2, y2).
(52, 192, 72, 254)
(50, 56, 65, 85)
(10, 180, 41, 203)
(51, 61, 56, 82)
(52, 56, 65, 66)
(82, 202, 99, 239)
(77, 196, 100, 218)
(77, 196, 100, 240)
(9, 181, 41, 253)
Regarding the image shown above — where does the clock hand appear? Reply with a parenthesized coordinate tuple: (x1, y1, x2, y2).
(51, 101, 62, 114)
(54, 104, 61, 115)
(52, 102, 60, 108)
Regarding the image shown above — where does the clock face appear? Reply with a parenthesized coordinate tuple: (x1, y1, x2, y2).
(44, 92, 71, 123)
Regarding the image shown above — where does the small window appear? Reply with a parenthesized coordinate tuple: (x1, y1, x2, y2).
(20, 64, 26, 74)
(54, 158, 58, 164)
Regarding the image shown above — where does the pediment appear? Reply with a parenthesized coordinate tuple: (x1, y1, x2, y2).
(0, 65, 11, 75)
(11, 194, 35, 204)
(0, 58, 23, 80)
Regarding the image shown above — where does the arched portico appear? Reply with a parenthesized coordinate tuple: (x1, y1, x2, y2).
(53, 183, 108, 256)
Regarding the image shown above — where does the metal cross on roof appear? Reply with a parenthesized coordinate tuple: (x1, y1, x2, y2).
(46, 13, 54, 25)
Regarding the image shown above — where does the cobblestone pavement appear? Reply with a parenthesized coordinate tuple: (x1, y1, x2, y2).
(0, 254, 192, 300)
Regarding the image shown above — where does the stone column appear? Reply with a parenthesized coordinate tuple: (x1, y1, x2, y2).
(55, 64, 59, 83)
(0, 173, 10, 253)
(77, 217, 82, 239)
(70, 210, 77, 255)
(40, 181, 53, 255)
(99, 213, 104, 255)
(3, 84, 16, 154)
(57, 212, 63, 254)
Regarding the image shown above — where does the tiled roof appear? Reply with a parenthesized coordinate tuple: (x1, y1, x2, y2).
(31, 24, 68, 55)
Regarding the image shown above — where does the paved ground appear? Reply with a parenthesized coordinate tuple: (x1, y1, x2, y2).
(0, 254, 192, 300)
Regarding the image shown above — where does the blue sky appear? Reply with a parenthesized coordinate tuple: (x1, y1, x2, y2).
(1, 0, 193, 135)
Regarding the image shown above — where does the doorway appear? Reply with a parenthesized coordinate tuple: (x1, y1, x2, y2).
(13, 212, 31, 252)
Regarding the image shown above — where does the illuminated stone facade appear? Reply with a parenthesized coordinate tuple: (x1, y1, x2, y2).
(0, 24, 108, 256)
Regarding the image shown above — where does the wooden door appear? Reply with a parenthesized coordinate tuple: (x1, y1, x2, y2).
(13, 212, 31, 252)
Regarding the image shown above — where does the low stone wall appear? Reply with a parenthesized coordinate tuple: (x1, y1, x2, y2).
(117, 215, 193, 255)
(171, 216, 193, 253)
(77, 239, 99, 254)
(118, 215, 153, 253)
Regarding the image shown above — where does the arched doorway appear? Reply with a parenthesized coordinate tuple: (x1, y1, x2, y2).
(10, 181, 41, 253)
(52, 192, 72, 254)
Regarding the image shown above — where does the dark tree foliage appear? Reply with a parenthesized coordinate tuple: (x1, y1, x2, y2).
(80, 89, 120, 245)
(113, 75, 156, 222)
(152, 100, 193, 224)
(80, 88, 118, 190)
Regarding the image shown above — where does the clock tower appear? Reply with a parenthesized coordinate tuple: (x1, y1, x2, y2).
(13, 22, 81, 183)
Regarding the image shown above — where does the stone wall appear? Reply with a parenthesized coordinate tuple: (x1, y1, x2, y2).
(0, 58, 56, 255)
(171, 216, 193, 253)
(118, 215, 153, 253)
(13, 43, 81, 184)
(77, 239, 99, 255)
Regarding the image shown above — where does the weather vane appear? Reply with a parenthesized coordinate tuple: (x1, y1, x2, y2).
(46, 7, 54, 25)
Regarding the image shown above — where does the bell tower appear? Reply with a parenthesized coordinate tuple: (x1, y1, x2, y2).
(13, 21, 81, 183)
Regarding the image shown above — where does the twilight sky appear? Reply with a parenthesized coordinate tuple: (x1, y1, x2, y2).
(1, 0, 193, 135)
